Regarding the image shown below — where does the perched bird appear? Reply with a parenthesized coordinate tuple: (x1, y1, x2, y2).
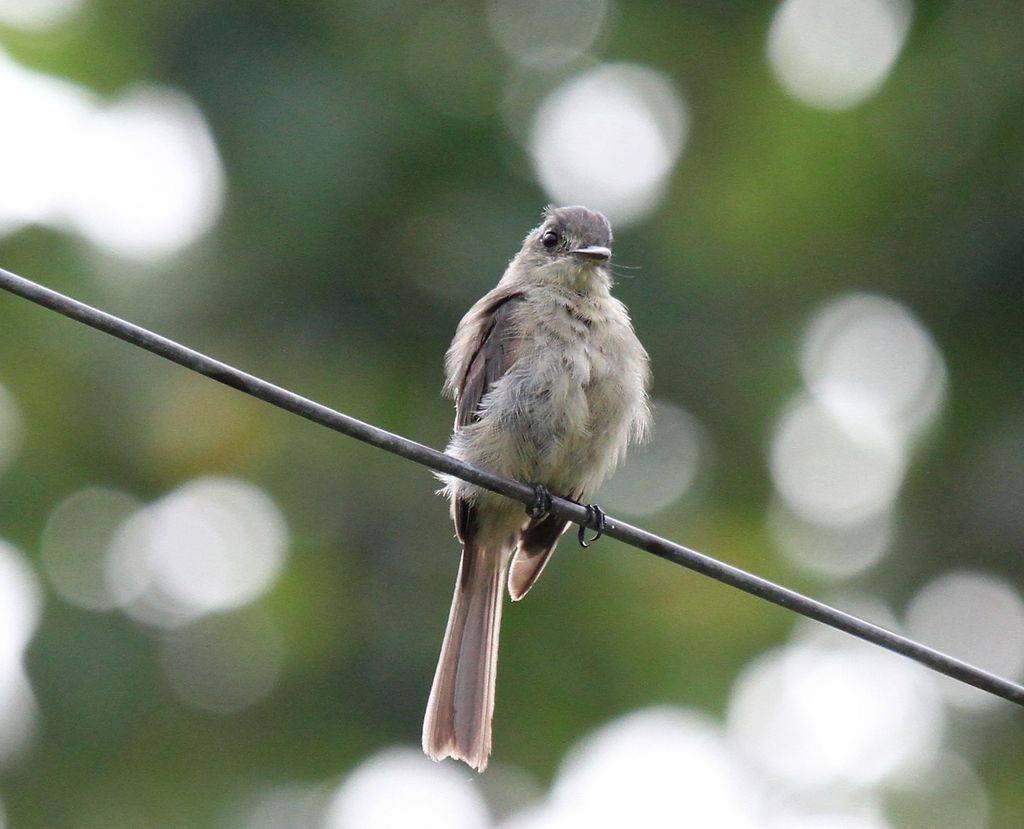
(423, 205, 651, 771)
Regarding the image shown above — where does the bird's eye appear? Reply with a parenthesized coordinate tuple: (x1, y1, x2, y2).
(541, 230, 559, 249)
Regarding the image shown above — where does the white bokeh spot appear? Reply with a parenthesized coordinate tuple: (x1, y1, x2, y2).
(764, 801, 893, 829)
(487, 0, 611, 68)
(0, 384, 22, 480)
(41, 487, 141, 612)
(801, 293, 946, 442)
(0, 0, 84, 30)
(768, 501, 892, 579)
(772, 292, 946, 574)
(770, 393, 906, 528)
(0, 48, 225, 260)
(0, 540, 43, 763)
(599, 400, 706, 517)
(727, 642, 944, 790)
(529, 63, 688, 226)
(767, 0, 913, 110)
(905, 570, 1024, 710)
(61, 85, 225, 260)
(106, 477, 288, 628)
(525, 709, 761, 829)
(227, 782, 330, 829)
(322, 747, 490, 829)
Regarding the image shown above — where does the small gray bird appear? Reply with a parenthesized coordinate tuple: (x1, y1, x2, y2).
(423, 205, 651, 771)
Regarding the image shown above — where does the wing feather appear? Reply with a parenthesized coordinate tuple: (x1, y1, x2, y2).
(449, 291, 525, 543)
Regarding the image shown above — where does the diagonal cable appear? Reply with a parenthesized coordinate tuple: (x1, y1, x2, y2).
(1, 265, 1022, 707)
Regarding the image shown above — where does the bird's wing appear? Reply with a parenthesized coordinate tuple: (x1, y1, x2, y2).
(451, 291, 525, 544)
(454, 292, 524, 429)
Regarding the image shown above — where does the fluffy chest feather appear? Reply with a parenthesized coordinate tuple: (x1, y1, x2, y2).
(489, 290, 641, 485)
(443, 276, 649, 506)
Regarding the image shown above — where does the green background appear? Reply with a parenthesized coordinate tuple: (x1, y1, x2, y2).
(0, 1, 1022, 827)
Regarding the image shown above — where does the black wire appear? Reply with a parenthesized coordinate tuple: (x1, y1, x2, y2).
(2, 265, 1022, 707)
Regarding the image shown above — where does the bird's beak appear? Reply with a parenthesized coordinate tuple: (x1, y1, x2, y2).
(571, 245, 612, 262)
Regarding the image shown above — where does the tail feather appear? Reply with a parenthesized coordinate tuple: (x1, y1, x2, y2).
(422, 544, 506, 772)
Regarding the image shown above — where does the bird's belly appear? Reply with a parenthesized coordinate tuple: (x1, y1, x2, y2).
(448, 314, 637, 506)
(493, 339, 622, 493)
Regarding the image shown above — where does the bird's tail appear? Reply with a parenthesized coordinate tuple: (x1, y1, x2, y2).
(422, 543, 506, 772)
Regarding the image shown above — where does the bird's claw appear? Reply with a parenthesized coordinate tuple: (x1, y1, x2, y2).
(578, 504, 605, 547)
(526, 483, 553, 518)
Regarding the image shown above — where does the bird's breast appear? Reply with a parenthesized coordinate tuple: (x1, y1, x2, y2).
(489, 301, 629, 483)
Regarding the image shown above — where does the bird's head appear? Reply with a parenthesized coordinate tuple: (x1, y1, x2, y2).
(513, 205, 614, 290)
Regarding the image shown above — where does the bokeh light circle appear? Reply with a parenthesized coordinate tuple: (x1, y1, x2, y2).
(0, 47, 90, 232)
(544, 708, 760, 828)
(62, 85, 225, 260)
(322, 747, 490, 829)
(487, 0, 611, 68)
(764, 802, 893, 829)
(0, 540, 43, 762)
(905, 570, 1024, 710)
(0, 0, 84, 30)
(801, 293, 947, 441)
(0, 48, 225, 260)
(0, 541, 42, 671)
(767, 0, 913, 110)
(529, 63, 688, 226)
(767, 501, 892, 579)
(0, 384, 21, 480)
(227, 783, 329, 829)
(598, 400, 706, 517)
(106, 477, 288, 628)
(41, 487, 141, 611)
(727, 642, 943, 790)
(770, 394, 906, 528)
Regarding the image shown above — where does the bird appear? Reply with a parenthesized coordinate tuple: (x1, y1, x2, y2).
(422, 205, 651, 772)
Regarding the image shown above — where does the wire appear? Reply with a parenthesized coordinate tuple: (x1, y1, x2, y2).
(2, 264, 1022, 707)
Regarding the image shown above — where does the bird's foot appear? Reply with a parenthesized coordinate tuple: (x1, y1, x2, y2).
(578, 504, 606, 548)
(526, 483, 553, 519)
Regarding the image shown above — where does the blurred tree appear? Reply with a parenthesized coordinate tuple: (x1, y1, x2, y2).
(0, 0, 1021, 826)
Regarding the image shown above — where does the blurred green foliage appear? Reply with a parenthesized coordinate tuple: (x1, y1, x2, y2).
(1, 1, 1022, 827)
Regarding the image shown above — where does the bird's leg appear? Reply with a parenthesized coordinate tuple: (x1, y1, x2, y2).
(578, 504, 606, 548)
(525, 483, 553, 518)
